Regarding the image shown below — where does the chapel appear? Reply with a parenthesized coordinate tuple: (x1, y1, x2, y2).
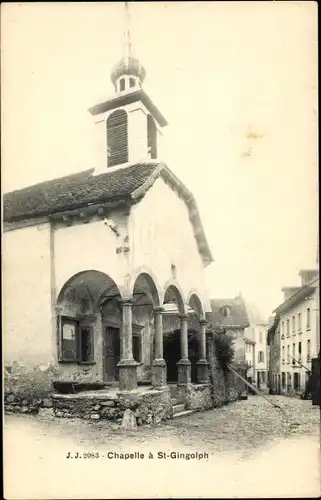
(4, 3, 216, 419)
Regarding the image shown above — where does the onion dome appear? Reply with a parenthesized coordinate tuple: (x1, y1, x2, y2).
(110, 56, 146, 86)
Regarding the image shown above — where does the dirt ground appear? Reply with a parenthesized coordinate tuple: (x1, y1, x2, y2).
(4, 395, 320, 499)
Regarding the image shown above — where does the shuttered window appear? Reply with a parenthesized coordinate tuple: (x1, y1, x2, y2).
(59, 317, 94, 363)
(107, 110, 128, 167)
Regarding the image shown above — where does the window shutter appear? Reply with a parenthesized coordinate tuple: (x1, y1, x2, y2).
(80, 326, 94, 362)
(61, 318, 78, 362)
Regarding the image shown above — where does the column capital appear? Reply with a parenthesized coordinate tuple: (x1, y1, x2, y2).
(200, 319, 208, 326)
(153, 306, 165, 314)
(179, 313, 188, 321)
(119, 298, 133, 307)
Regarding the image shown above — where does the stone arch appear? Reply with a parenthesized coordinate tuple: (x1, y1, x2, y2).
(162, 280, 187, 315)
(56, 269, 123, 313)
(187, 290, 206, 320)
(129, 267, 161, 307)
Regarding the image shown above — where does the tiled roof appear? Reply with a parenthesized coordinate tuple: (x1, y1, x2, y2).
(207, 296, 250, 329)
(3, 161, 214, 267)
(3, 163, 158, 222)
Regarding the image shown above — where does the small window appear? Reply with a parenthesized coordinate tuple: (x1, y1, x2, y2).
(133, 335, 142, 363)
(259, 331, 263, 343)
(306, 308, 311, 329)
(129, 77, 135, 88)
(292, 316, 295, 333)
(298, 312, 301, 332)
(220, 305, 231, 317)
(298, 342, 302, 355)
(119, 78, 125, 91)
(258, 351, 264, 363)
(307, 339, 311, 361)
(286, 318, 290, 335)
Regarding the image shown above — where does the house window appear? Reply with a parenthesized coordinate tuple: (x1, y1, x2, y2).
(292, 343, 295, 364)
(282, 346, 285, 363)
(147, 114, 157, 159)
(286, 318, 290, 336)
(259, 331, 263, 343)
(59, 316, 94, 363)
(129, 77, 135, 88)
(220, 305, 231, 317)
(133, 335, 142, 363)
(298, 342, 301, 354)
(119, 78, 125, 91)
(258, 351, 264, 363)
(107, 109, 128, 167)
(292, 316, 295, 333)
(307, 339, 311, 361)
(298, 312, 301, 332)
(281, 321, 284, 335)
(287, 345, 290, 363)
(294, 372, 300, 391)
(261, 372, 266, 383)
(281, 372, 286, 388)
(306, 308, 311, 330)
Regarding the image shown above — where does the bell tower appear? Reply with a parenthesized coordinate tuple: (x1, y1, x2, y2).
(89, 2, 168, 174)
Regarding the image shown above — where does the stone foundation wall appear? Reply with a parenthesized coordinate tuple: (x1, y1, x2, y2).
(4, 362, 55, 414)
(177, 383, 212, 411)
(52, 387, 172, 425)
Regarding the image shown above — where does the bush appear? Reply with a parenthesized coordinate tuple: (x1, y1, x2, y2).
(213, 328, 235, 368)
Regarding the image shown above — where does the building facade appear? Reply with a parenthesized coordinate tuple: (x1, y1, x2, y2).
(267, 315, 281, 394)
(3, 16, 219, 421)
(274, 269, 319, 394)
(208, 295, 250, 369)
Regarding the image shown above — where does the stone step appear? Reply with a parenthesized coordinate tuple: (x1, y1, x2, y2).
(172, 409, 194, 419)
(172, 403, 186, 414)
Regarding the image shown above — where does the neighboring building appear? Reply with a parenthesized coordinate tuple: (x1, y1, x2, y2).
(267, 314, 281, 394)
(243, 304, 269, 389)
(3, 6, 215, 416)
(273, 269, 319, 394)
(208, 295, 250, 368)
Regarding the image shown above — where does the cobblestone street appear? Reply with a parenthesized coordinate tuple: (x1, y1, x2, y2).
(4, 396, 320, 499)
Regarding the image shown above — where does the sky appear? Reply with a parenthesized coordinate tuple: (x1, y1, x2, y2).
(1, 1, 318, 319)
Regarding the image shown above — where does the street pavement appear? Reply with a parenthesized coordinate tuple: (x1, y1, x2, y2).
(4, 395, 320, 499)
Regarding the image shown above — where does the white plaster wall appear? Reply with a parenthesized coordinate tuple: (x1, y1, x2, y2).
(128, 176, 207, 306)
(280, 283, 319, 390)
(53, 214, 128, 299)
(3, 223, 53, 366)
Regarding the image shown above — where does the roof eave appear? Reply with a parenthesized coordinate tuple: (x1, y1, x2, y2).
(273, 280, 318, 314)
(88, 89, 168, 127)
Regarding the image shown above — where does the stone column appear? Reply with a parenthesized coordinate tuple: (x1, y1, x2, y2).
(152, 307, 167, 388)
(196, 319, 209, 383)
(177, 314, 191, 384)
(117, 299, 139, 391)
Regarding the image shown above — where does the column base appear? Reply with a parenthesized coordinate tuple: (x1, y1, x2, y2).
(196, 359, 209, 383)
(117, 359, 139, 391)
(152, 359, 167, 388)
(177, 358, 191, 384)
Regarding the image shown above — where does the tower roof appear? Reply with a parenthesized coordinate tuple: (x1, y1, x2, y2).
(111, 2, 146, 88)
(110, 55, 146, 86)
